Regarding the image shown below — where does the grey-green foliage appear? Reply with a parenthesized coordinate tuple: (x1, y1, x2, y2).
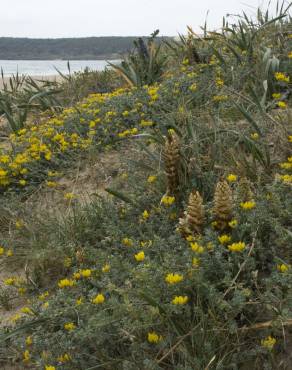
(0, 71, 62, 132)
(109, 31, 168, 87)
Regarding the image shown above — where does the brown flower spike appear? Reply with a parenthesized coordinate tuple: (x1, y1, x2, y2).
(213, 180, 233, 231)
(178, 190, 204, 237)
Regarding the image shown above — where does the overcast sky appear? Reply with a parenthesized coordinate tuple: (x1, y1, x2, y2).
(0, 0, 290, 38)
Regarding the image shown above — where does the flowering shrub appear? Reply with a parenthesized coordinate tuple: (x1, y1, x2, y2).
(0, 4, 292, 370)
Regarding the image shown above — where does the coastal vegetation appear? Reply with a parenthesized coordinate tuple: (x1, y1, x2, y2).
(0, 3, 291, 369)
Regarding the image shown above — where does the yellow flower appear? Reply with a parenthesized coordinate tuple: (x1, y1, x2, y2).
(277, 101, 287, 109)
(215, 77, 224, 87)
(142, 210, 150, 220)
(250, 132, 259, 140)
(182, 58, 189, 65)
(46, 181, 57, 188)
(172, 295, 188, 305)
(207, 242, 214, 250)
(272, 93, 281, 99)
(274, 72, 289, 83)
(280, 162, 292, 170)
(192, 258, 200, 268)
(45, 365, 56, 370)
(19, 179, 27, 186)
(58, 353, 71, 363)
(58, 278, 75, 288)
(15, 219, 24, 229)
(228, 242, 246, 252)
(76, 297, 83, 305)
(21, 307, 34, 315)
(147, 175, 157, 183)
(0, 246, 5, 256)
(261, 335, 276, 350)
(140, 119, 154, 127)
(190, 242, 204, 254)
(228, 219, 238, 228)
(18, 287, 27, 295)
(64, 192, 75, 200)
(73, 272, 81, 280)
(80, 269, 92, 278)
(135, 251, 145, 262)
(23, 350, 30, 362)
(213, 95, 228, 102)
(277, 264, 289, 273)
(102, 264, 110, 273)
(92, 293, 105, 304)
(147, 331, 162, 343)
(161, 195, 175, 206)
(226, 174, 237, 182)
(240, 201, 256, 210)
(288, 51, 292, 59)
(4, 277, 16, 286)
(189, 83, 197, 92)
(6, 249, 13, 257)
(64, 322, 76, 331)
(122, 238, 133, 247)
(165, 273, 184, 284)
(218, 234, 231, 244)
(25, 336, 32, 346)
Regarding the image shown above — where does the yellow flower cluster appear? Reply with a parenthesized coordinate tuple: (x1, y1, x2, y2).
(122, 238, 133, 247)
(228, 242, 246, 252)
(213, 95, 228, 102)
(274, 72, 290, 83)
(64, 322, 76, 331)
(190, 242, 205, 254)
(0, 86, 137, 190)
(279, 142, 292, 183)
(218, 234, 231, 244)
(147, 331, 162, 343)
(58, 353, 71, 363)
(261, 335, 276, 350)
(118, 128, 138, 138)
(134, 251, 145, 262)
(147, 175, 157, 183)
(277, 101, 287, 109)
(165, 273, 184, 284)
(240, 201, 256, 210)
(172, 295, 188, 305)
(161, 195, 175, 206)
(277, 264, 290, 273)
(147, 86, 159, 101)
(226, 174, 237, 182)
(58, 278, 75, 288)
(92, 293, 105, 304)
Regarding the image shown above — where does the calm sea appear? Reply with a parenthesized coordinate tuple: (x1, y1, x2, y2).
(0, 60, 120, 76)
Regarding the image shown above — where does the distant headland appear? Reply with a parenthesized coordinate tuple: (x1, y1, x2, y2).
(0, 36, 170, 60)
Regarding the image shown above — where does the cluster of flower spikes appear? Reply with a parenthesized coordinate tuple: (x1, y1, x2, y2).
(177, 179, 235, 239)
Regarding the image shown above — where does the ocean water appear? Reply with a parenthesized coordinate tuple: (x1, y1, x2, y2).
(0, 60, 120, 77)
